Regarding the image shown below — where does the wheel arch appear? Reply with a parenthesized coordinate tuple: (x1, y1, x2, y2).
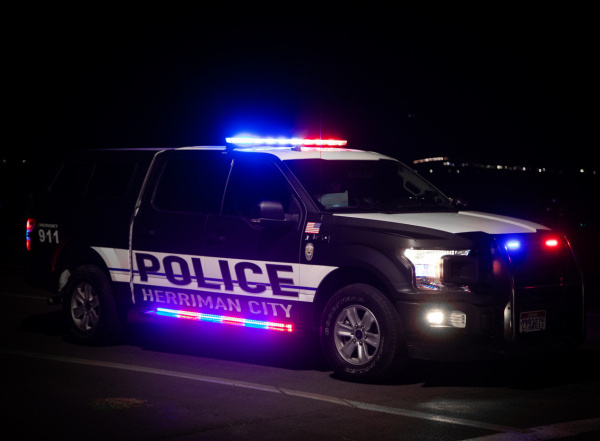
(54, 243, 112, 294)
(311, 245, 411, 328)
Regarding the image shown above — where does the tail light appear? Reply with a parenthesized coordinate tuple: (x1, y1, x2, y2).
(26, 218, 36, 251)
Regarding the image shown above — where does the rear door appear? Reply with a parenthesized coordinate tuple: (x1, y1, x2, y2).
(130, 149, 232, 309)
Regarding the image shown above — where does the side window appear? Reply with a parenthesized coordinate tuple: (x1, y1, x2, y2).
(153, 155, 231, 214)
(88, 163, 136, 197)
(50, 162, 94, 194)
(223, 159, 297, 217)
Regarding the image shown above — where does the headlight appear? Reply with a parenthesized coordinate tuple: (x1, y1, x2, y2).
(403, 249, 470, 291)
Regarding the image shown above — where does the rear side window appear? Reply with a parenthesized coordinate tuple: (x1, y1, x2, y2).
(50, 163, 94, 194)
(50, 161, 137, 198)
(153, 155, 231, 214)
(88, 163, 136, 197)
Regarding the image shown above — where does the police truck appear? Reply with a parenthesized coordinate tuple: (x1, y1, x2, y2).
(25, 137, 586, 381)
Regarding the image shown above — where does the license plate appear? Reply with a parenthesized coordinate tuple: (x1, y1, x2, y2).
(519, 310, 546, 333)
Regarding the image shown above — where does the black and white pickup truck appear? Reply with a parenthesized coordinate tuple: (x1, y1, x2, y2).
(25, 137, 586, 381)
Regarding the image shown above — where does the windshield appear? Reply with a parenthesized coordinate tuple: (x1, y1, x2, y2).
(285, 158, 455, 212)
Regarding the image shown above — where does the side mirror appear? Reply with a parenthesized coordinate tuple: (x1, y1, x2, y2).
(251, 200, 299, 227)
(252, 200, 285, 221)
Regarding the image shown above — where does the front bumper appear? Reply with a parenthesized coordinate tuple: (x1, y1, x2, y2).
(396, 233, 586, 361)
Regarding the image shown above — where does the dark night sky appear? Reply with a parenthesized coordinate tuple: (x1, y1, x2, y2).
(10, 6, 598, 169)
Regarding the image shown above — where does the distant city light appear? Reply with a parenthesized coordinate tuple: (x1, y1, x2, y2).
(411, 157, 596, 176)
(413, 157, 448, 164)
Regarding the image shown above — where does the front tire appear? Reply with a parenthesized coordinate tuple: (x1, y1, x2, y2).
(320, 283, 407, 382)
(65, 264, 123, 345)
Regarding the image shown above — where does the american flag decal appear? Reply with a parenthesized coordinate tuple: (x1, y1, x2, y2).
(305, 222, 321, 234)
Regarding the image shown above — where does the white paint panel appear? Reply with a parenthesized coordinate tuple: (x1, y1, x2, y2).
(92, 247, 337, 303)
(92, 246, 130, 282)
(334, 211, 548, 234)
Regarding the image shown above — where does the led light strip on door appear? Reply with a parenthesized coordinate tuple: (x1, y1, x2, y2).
(148, 307, 293, 332)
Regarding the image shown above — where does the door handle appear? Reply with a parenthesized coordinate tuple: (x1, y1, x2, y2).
(206, 233, 225, 244)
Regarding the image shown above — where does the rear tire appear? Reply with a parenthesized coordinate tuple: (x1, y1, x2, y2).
(320, 283, 407, 382)
(65, 264, 123, 345)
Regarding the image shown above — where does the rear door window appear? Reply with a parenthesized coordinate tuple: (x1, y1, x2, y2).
(152, 153, 231, 214)
(50, 162, 94, 195)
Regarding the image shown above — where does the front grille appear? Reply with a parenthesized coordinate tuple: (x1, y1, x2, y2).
(508, 236, 580, 288)
(500, 233, 584, 347)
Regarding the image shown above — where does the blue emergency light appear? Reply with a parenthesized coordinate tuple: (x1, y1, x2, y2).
(226, 136, 347, 147)
(506, 240, 521, 251)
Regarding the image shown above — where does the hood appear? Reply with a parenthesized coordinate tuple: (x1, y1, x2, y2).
(332, 211, 549, 235)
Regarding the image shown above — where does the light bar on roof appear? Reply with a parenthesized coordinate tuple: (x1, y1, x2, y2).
(150, 307, 293, 332)
(226, 136, 347, 147)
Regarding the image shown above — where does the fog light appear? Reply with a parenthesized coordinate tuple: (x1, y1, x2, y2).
(425, 309, 467, 328)
(449, 311, 467, 328)
(426, 310, 445, 326)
